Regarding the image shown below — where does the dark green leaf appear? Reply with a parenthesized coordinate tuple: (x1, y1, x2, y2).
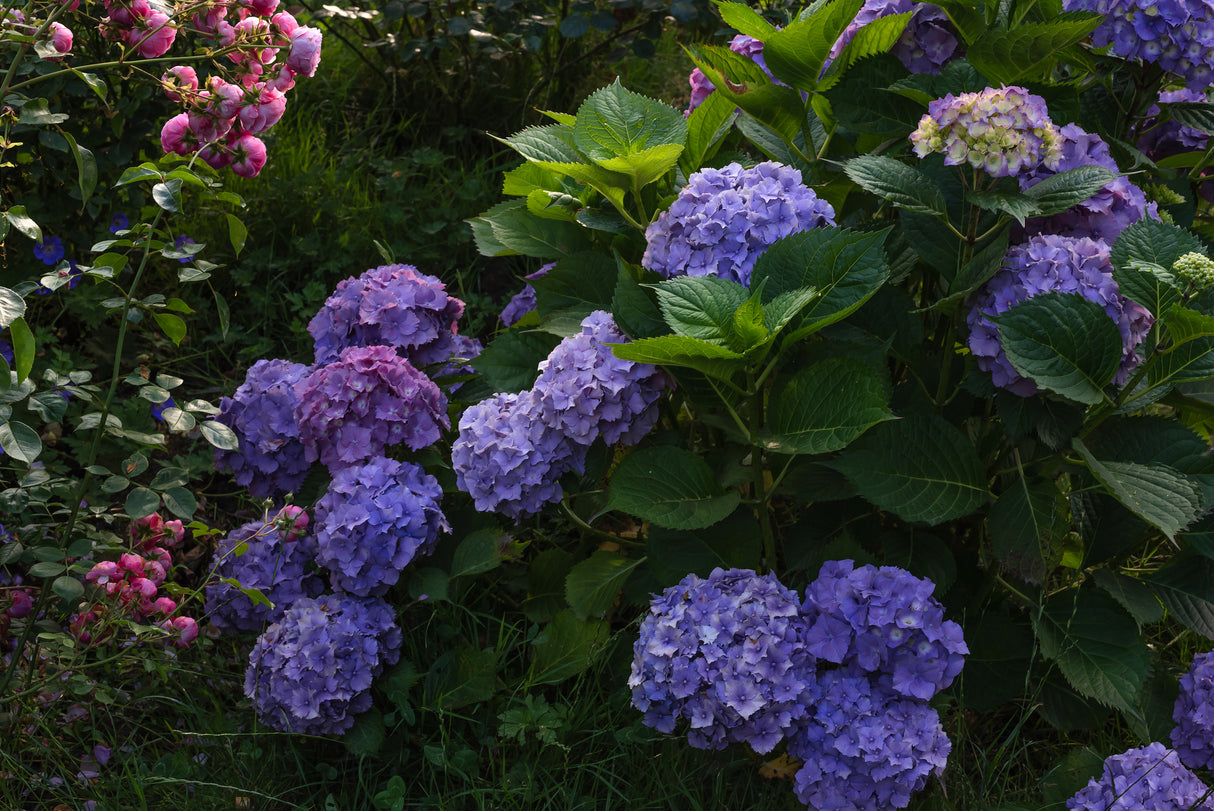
(989, 477, 1066, 585)
(485, 206, 592, 259)
(1114, 261, 1182, 318)
(965, 189, 1041, 223)
(965, 14, 1102, 85)
(125, 487, 161, 520)
(652, 276, 749, 344)
(1143, 554, 1214, 637)
(530, 609, 609, 684)
(62, 132, 97, 209)
(565, 551, 645, 619)
(0, 420, 41, 464)
(1111, 218, 1205, 276)
(450, 529, 506, 578)
(424, 648, 497, 710)
(610, 335, 747, 381)
(28, 561, 65, 578)
(470, 331, 560, 393)
(163, 487, 196, 519)
(1023, 166, 1118, 216)
(52, 576, 85, 601)
(844, 155, 949, 218)
(1072, 438, 1203, 541)
(607, 446, 742, 529)
(762, 357, 894, 454)
(226, 213, 248, 257)
(524, 549, 574, 623)
(408, 567, 449, 602)
(344, 708, 385, 757)
(531, 253, 617, 319)
(1162, 101, 1214, 136)
(611, 261, 666, 340)
(1092, 569, 1164, 627)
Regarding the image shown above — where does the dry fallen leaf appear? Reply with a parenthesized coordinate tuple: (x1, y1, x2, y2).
(759, 753, 801, 781)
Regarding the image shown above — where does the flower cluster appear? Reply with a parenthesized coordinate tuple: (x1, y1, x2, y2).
(314, 458, 448, 596)
(213, 358, 313, 499)
(1019, 124, 1155, 244)
(295, 345, 449, 470)
(308, 264, 466, 368)
(204, 510, 325, 634)
(910, 86, 1063, 177)
(100, 0, 178, 58)
(832, 0, 959, 74)
(628, 568, 816, 753)
(1173, 650, 1214, 772)
(1067, 743, 1214, 810)
(77, 546, 198, 647)
(800, 560, 968, 700)
(1175, 252, 1214, 289)
(244, 593, 402, 735)
(499, 264, 552, 327)
(1062, 0, 1214, 90)
(642, 162, 836, 286)
(686, 35, 771, 115)
(0, 588, 34, 646)
(967, 234, 1154, 396)
(130, 512, 185, 552)
(787, 669, 953, 810)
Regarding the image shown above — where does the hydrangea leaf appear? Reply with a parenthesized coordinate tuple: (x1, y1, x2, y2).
(829, 54, 944, 136)
(1164, 101, 1214, 136)
(408, 567, 449, 603)
(595, 144, 685, 189)
(688, 46, 806, 145)
(1142, 553, 1214, 638)
(844, 155, 949, 219)
(761, 357, 894, 455)
(645, 519, 761, 588)
(925, 0, 985, 43)
(713, 1, 778, 40)
(450, 529, 506, 579)
(531, 253, 617, 318)
(1021, 165, 1118, 217)
(936, 226, 1011, 308)
(611, 260, 666, 340)
(1092, 569, 1164, 627)
(483, 205, 592, 259)
(964, 190, 1042, 224)
(606, 445, 742, 529)
(761, 0, 863, 90)
(992, 292, 1123, 404)
(827, 415, 988, 525)
(1112, 260, 1181, 317)
(1147, 333, 1214, 388)
(965, 14, 1102, 86)
(652, 276, 749, 345)
(564, 551, 645, 619)
(531, 161, 630, 214)
(524, 549, 574, 623)
(1162, 305, 1214, 347)
(610, 335, 747, 381)
(530, 609, 609, 684)
(497, 123, 582, 164)
(572, 80, 687, 163)
(423, 648, 498, 711)
(988, 476, 1066, 585)
(343, 707, 385, 757)
(471, 330, 560, 393)
(824, 11, 911, 82)
(1035, 588, 1152, 713)
(1111, 217, 1205, 276)
(682, 90, 737, 175)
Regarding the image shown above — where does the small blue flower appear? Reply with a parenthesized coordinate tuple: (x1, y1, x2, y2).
(174, 234, 196, 264)
(33, 235, 64, 266)
(151, 397, 176, 421)
(109, 213, 129, 233)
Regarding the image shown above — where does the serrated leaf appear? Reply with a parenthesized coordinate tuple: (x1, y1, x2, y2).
(761, 0, 864, 90)
(965, 14, 1102, 85)
(572, 80, 687, 163)
(564, 551, 645, 619)
(485, 206, 592, 259)
(844, 155, 949, 218)
(1162, 101, 1214, 136)
(1092, 569, 1164, 627)
(1022, 166, 1118, 216)
(1072, 438, 1203, 540)
(1114, 261, 1182, 318)
(688, 48, 807, 145)
(450, 529, 505, 578)
(713, 0, 778, 39)
(989, 477, 1066, 585)
(653, 276, 749, 344)
(424, 648, 497, 710)
(498, 123, 582, 164)
(524, 549, 575, 623)
(595, 143, 685, 189)
(965, 189, 1041, 223)
(530, 609, 609, 684)
(531, 253, 617, 319)
(1111, 218, 1205, 276)
(1143, 554, 1214, 637)
(343, 707, 386, 757)
(606, 446, 741, 529)
(762, 358, 894, 454)
(610, 335, 747, 381)
(682, 90, 737, 174)
(829, 12, 911, 76)
(1163, 305, 1214, 347)
(1149, 334, 1214, 388)
(471, 331, 560, 393)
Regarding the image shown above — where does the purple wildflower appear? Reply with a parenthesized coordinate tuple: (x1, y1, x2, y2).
(33, 236, 64, 266)
(174, 235, 196, 263)
(109, 213, 130, 233)
(1067, 742, 1214, 810)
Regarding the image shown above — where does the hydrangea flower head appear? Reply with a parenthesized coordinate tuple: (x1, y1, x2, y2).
(295, 345, 449, 470)
(629, 567, 816, 754)
(910, 86, 1063, 177)
(213, 359, 312, 498)
(1173, 650, 1214, 772)
(1175, 252, 1214, 289)
(967, 234, 1154, 397)
(832, 0, 959, 74)
(1067, 742, 1214, 810)
(314, 457, 447, 596)
(534, 311, 667, 447)
(686, 34, 771, 115)
(451, 389, 586, 520)
(788, 669, 952, 810)
(308, 264, 465, 368)
(204, 511, 325, 633)
(801, 559, 967, 700)
(643, 162, 836, 286)
(244, 593, 402, 735)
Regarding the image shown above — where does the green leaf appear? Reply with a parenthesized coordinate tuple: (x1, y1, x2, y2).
(828, 12, 911, 77)
(116, 164, 164, 187)
(681, 91, 736, 174)
(424, 648, 497, 710)
(828, 415, 988, 525)
(652, 276, 749, 344)
(450, 529, 506, 578)
(572, 80, 687, 162)
(713, 0, 778, 39)
(732, 293, 768, 349)
(28, 561, 65, 578)
(1111, 218, 1205, 277)
(989, 477, 1066, 585)
(688, 48, 807, 146)
(471, 331, 560, 393)
(595, 143, 685, 189)
(100, 475, 130, 494)
(1162, 305, 1214, 347)
(163, 486, 196, 519)
(62, 132, 97, 210)
(152, 178, 183, 212)
(762, 357, 894, 454)
(343, 708, 385, 757)
(1072, 438, 1203, 541)
(1022, 166, 1118, 217)
(1164, 101, 1214, 135)
(484, 205, 592, 259)
(0, 288, 26, 331)
(125, 487, 161, 520)
(993, 293, 1123, 404)
(606, 446, 741, 529)
(1149, 334, 1214, 388)
(531, 253, 617, 319)
(213, 288, 230, 340)
(927, 0, 988, 42)
(1114, 261, 1182, 318)
(761, 0, 864, 90)
(153, 312, 187, 346)
(939, 226, 1012, 306)
(408, 568, 449, 602)
(612, 261, 666, 340)
(1143, 554, 1214, 637)
(844, 155, 949, 218)
(9, 316, 34, 384)
(966, 14, 1103, 85)
(965, 190, 1042, 224)
(199, 420, 240, 451)
(524, 549, 575, 623)
(1092, 569, 1164, 627)
(610, 335, 747, 381)
(16, 98, 68, 125)
(564, 551, 645, 619)
(226, 213, 248, 256)
(0, 420, 41, 464)
(499, 123, 583, 164)
(52, 576, 85, 601)
(530, 609, 609, 684)
(4, 206, 41, 242)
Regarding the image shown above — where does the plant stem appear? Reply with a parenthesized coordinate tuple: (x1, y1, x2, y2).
(747, 371, 776, 574)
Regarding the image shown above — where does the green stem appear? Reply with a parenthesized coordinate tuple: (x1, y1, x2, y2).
(747, 371, 776, 574)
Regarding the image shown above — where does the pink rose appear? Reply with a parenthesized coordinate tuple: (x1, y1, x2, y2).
(199, 143, 233, 169)
(160, 113, 195, 155)
(161, 65, 198, 102)
(192, 0, 228, 34)
(270, 10, 298, 42)
(160, 616, 199, 647)
(243, 0, 279, 15)
(229, 132, 267, 177)
(46, 22, 73, 58)
(286, 26, 322, 77)
(238, 86, 285, 132)
(127, 10, 177, 58)
(105, 0, 151, 27)
(151, 596, 177, 615)
(188, 102, 235, 144)
(264, 64, 296, 93)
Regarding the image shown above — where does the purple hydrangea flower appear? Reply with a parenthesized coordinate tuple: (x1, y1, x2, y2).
(966, 234, 1154, 397)
(213, 359, 313, 499)
(1067, 742, 1214, 810)
(314, 457, 447, 597)
(686, 34, 771, 115)
(1173, 650, 1214, 773)
(642, 161, 836, 286)
(628, 567, 817, 754)
(1140, 89, 1211, 158)
(33, 236, 64, 266)
(788, 668, 952, 811)
(295, 345, 449, 470)
(244, 592, 402, 735)
(308, 264, 465, 368)
(1019, 123, 1156, 244)
(831, 0, 960, 75)
(451, 389, 586, 520)
(801, 560, 967, 701)
(534, 311, 667, 447)
(499, 264, 552, 327)
(910, 86, 1064, 177)
(204, 512, 325, 634)
(1063, 0, 1214, 91)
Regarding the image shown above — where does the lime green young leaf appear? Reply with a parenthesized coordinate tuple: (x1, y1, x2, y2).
(732, 294, 768, 349)
(965, 14, 1102, 85)
(844, 155, 949, 218)
(606, 446, 741, 529)
(652, 276, 749, 345)
(572, 80, 687, 163)
(565, 551, 645, 619)
(1072, 438, 1203, 541)
(595, 143, 685, 189)
(762, 358, 894, 455)
(153, 313, 187, 346)
(531, 161, 631, 216)
(610, 334, 747, 381)
(713, 0, 778, 40)
(761, 0, 864, 90)
(9, 317, 34, 383)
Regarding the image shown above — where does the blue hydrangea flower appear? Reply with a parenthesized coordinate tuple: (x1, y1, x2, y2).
(244, 592, 402, 736)
(832, 0, 960, 74)
(801, 560, 967, 700)
(314, 457, 447, 597)
(204, 512, 325, 634)
(451, 389, 587, 520)
(966, 234, 1154, 397)
(642, 161, 836, 286)
(911, 86, 1063, 177)
(534, 311, 667, 447)
(686, 34, 772, 115)
(33, 236, 64, 266)
(1067, 742, 1214, 810)
(1173, 650, 1214, 773)
(308, 264, 465, 368)
(295, 345, 449, 470)
(628, 567, 816, 754)
(213, 359, 313, 499)
(499, 264, 552, 327)
(787, 668, 952, 811)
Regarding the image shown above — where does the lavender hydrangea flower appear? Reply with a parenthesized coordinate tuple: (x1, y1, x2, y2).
(1067, 742, 1214, 810)
(1173, 650, 1214, 773)
(451, 389, 586, 520)
(787, 668, 952, 811)
(534, 311, 666, 447)
(204, 513, 324, 634)
(1140, 89, 1211, 158)
(1063, 0, 1214, 91)
(831, 0, 960, 74)
(967, 234, 1154, 397)
(801, 560, 967, 700)
(629, 568, 817, 754)
(314, 457, 447, 597)
(213, 359, 313, 499)
(295, 345, 449, 470)
(244, 593, 402, 735)
(642, 161, 836, 286)
(1019, 123, 1155, 244)
(499, 264, 552, 327)
(910, 86, 1063, 177)
(308, 264, 465, 368)
(686, 34, 771, 115)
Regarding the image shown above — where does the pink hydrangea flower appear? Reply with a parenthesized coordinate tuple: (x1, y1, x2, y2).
(286, 26, 322, 76)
